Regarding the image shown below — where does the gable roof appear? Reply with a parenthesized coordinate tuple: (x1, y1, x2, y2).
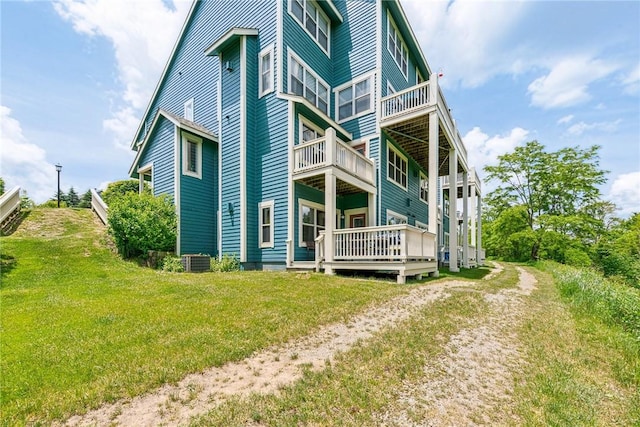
(128, 108, 217, 177)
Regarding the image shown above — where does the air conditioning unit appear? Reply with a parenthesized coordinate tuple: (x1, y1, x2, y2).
(181, 254, 210, 273)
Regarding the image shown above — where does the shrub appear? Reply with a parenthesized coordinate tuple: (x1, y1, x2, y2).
(107, 192, 177, 259)
(211, 254, 240, 272)
(39, 200, 67, 208)
(161, 256, 184, 273)
(101, 180, 150, 206)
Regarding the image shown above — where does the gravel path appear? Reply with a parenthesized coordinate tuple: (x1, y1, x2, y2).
(65, 263, 534, 427)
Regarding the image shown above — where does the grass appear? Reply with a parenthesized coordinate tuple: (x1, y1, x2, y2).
(0, 208, 410, 424)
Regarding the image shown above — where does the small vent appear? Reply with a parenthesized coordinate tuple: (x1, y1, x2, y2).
(181, 254, 210, 273)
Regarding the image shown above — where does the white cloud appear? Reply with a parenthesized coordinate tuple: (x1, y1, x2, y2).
(565, 119, 622, 136)
(557, 114, 574, 125)
(54, 0, 191, 148)
(527, 55, 618, 109)
(609, 171, 640, 218)
(0, 106, 57, 203)
(402, 0, 530, 88)
(621, 63, 640, 95)
(462, 126, 530, 176)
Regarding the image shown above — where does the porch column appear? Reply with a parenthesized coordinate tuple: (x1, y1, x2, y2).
(477, 193, 483, 266)
(139, 173, 145, 194)
(368, 192, 376, 226)
(448, 148, 459, 272)
(428, 112, 438, 237)
(324, 128, 337, 275)
(462, 170, 469, 268)
(470, 178, 477, 248)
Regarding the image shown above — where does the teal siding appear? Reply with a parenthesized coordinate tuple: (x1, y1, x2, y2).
(180, 135, 218, 256)
(138, 116, 175, 199)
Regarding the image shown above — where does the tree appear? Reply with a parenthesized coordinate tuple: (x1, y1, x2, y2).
(484, 141, 607, 262)
(107, 192, 177, 258)
(78, 189, 93, 208)
(0, 177, 5, 195)
(101, 179, 149, 206)
(67, 187, 80, 207)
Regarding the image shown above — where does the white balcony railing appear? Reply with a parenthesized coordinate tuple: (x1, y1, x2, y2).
(91, 189, 108, 225)
(293, 136, 375, 186)
(319, 224, 436, 262)
(0, 186, 21, 225)
(380, 81, 431, 121)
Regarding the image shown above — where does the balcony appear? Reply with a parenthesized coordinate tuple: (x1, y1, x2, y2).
(292, 135, 376, 191)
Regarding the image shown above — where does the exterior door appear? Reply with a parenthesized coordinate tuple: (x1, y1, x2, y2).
(350, 213, 366, 228)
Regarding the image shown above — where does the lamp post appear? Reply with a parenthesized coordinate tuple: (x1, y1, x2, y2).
(55, 164, 62, 208)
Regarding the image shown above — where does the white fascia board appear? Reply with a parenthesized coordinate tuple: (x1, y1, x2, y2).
(205, 27, 259, 57)
(393, 0, 432, 77)
(278, 93, 353, 141)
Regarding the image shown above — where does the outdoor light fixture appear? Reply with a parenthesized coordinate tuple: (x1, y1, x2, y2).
(228, 202, 234, 216)
(55, 163, 62, 208)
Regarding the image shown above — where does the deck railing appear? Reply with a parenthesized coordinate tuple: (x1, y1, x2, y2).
(319, 224, 436, 262)
(380, 81, 431, 121)
(0, 186, 21, 228)
(91, 189, 108, 225)
(293, 136, 375, 185)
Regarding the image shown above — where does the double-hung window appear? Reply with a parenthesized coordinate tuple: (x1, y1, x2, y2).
(182, 132, 202, 179)
(387, 12, 408, 78)
(336, 75, 373, 122)
(299, 200, 325, 246)
(259, 200, 274, 248)
(289, 54, 329, 115)
(259, 45, 274, 97)
(387, 143, 407, 189)
(419, 171, 428, 203)
(300, 117, 324, 142)
(290, 0, 330, 54)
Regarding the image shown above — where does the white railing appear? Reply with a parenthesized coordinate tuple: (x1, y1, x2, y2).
(319, 224, 436, 262)
(380, 81, 431, 121)
(469, 245, 477, 262)
(91, 189, 108, 225)
(293, 136, 375, 185)
(0, 186, 21, 225)
(437, 87, 467, 161)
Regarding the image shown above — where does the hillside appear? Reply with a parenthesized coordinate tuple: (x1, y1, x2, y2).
(1, 209, 638, 426)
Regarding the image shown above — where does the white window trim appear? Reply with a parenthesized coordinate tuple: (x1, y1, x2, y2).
(259, 200, 275, 249)
(344, 207, 368, 227)
(387, 11, 408, 80)
(181, 131, 202, 179)
(387, 80, 396, 96)
(298, 198, 326, 247)
(184, 98, 194, 121)
(259, 44, 274, 97)
(387, 142, 408, 191)
(288, 0, 331, 56)
(288, 50, 331, 115)
(419, 171, 428, 205)
(334, 71, 375, 123)
(298, 115, 325, 143)
(138, 162, 153, 191)
(386, 209, 407, 225)
(349, 137, 369, 157)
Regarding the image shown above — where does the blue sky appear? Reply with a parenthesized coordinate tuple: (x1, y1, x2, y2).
(1, 0, 639, 217)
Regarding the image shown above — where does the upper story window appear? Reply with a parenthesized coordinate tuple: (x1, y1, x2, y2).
(335, 74, 373, 122)
(387, 12, 408, 79)
(184, 98, 194, 121)
(387, 143, 407, 190)
(420, 171, 429, 203)
(182, 132, 202, 179)
(259, 45, 274, 97)
(289, 53, 329, 115)
(300, 116, 324, 142)
(290, 0, 330, 55)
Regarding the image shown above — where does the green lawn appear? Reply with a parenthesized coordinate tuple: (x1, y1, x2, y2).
(0, 209, 410, 424)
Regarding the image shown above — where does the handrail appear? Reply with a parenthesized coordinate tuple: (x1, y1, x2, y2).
(0, 186, 21, 224)
(380, 81, 431, 121)
(91, 189, 108, 225)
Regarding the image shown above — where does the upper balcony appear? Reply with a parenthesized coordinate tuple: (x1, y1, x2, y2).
(441, 168, 482, 197)
(292, 132, 376, 195)
(380, 79, 469, 177)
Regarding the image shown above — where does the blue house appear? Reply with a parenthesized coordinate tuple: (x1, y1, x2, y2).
(128, 0, 484, 283)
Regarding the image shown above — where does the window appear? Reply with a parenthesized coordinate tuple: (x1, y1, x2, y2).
(182, 132, 202, 179)
(420, 171, 428, 203)
(417, 68, 424, 84)
(289, 0, 330, 54)
(259, 45, 274, 97)
(444, 196, 450, 217)
(336, 75, 373, 122)
(289, 54, 329, 115)
(184, 98, 194, 121)
(387, 143, 407, 189)
(259, 200, 274, 248)
(386, 209, 407, 225)
(300, 117, 324, 142)
(299, 200, 325, 246)
(387, 12, 408, 78)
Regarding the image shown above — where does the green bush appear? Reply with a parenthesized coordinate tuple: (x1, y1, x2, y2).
(39, 200, 67, 208)
(161, 256, 184, 273)
(211, 254, 240, 272)
(107, 192, 177, 259)
(101, 180, 150, 206)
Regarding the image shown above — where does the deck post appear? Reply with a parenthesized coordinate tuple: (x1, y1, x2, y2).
(428, 111, 438, 238)
(462, 170, 469, 268)
(368, 191, 376, 226)
(448, 148, 459, 272)
(470, 175, 477, 248)
(324, 128, 337, 275)
(477, 193, 483, 266)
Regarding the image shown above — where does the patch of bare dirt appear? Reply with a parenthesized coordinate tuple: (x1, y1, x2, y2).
(64, 280, 473, 427)
(377, 266, 537, 426)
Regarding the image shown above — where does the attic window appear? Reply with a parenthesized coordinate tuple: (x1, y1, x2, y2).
(184, 98, 194, 121)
